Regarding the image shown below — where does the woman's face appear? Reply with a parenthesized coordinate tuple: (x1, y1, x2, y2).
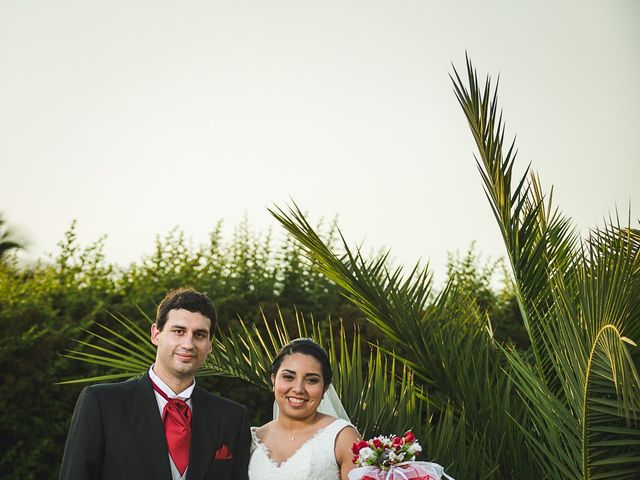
(272, 352, 326, 420)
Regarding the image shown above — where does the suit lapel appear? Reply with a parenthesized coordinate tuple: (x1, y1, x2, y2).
(126, 373, 173, 480)
(186, 387, 220, 480)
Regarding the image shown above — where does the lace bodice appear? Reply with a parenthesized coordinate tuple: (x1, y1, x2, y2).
(248, 418, 353, 480)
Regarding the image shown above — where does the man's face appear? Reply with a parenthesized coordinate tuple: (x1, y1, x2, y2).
(151, 308, 212, 385)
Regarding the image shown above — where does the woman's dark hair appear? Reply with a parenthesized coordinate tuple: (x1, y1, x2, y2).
(269, 338, 333, 386)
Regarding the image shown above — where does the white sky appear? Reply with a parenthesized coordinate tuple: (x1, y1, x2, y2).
(1, 0, 639, 284)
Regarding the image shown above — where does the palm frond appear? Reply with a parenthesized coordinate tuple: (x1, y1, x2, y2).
(207, 308, 424, 437)
(453, 56, 640, 479)
(583, 326, 640, 479)
(59, 311, 155, 384)
(270, 203, 534, 477)
(62, 305, 424, 441)
(421, 402, 501, 480)
(451, 57, 580, 385)
(502, 345, 582, 478)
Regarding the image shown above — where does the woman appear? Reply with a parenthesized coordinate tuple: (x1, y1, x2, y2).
(248, 338, 360, 480)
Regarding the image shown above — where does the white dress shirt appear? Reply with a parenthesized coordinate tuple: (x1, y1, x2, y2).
(149, 365, 196, 480)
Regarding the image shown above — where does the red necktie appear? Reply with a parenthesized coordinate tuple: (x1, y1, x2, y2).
(151, 380, 192, 475)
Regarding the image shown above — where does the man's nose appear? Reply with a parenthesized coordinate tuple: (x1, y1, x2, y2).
(181, 333, 195, 348)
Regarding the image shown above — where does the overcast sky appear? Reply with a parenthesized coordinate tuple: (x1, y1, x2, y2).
(1, 0, 638, 283)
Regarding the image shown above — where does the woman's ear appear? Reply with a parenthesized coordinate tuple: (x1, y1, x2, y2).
(270, 374, 276, 390)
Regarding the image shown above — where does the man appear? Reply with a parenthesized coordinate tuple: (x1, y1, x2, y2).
(59, 288, 251, 480)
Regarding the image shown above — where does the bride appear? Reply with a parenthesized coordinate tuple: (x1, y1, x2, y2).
(248, 338, 360, 480)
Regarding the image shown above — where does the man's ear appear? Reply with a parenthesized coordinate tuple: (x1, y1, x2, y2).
(150, 323, 160, 346)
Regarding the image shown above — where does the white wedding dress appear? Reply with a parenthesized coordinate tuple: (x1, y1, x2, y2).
(248, 418, 353, 480)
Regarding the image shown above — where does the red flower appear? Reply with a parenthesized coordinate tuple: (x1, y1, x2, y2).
(403, 430, 416, 443)
(372, 438, 383, 449)
(351, 440, 369, 454)
(363, 476, 377, 480)
(391, 436, 403, 448)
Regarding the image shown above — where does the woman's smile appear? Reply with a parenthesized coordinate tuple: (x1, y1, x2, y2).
(286, 396, 309, 408)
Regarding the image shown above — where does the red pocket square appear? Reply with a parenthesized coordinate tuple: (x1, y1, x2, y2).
(215, 444, 233, 460)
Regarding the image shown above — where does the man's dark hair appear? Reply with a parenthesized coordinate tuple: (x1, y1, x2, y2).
(269, 337, 333, 387)
(155, 288, 217, 337)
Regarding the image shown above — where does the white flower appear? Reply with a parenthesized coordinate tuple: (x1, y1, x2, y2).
(407, 443, 422, 455)
(358, 447, 375, 461)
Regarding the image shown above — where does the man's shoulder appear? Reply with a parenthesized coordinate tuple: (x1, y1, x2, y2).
(84, 375, 144, 398)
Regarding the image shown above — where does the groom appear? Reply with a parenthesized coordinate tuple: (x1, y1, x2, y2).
(59, 288, 251, 480)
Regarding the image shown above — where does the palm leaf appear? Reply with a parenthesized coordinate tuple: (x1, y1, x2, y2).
(452, 56, 640, 479)
(59, 311, 156, 384)
(269, 203, 534, 478)
(584, 326, 640, 479)
(206, 308, 424, 437)
(62, 305, 424, 440)
(451, 56, 580, 390)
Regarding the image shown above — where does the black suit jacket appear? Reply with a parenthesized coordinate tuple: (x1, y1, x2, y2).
(59, 373, 251, 480)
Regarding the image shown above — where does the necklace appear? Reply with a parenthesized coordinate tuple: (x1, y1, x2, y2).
(276, 411, 320, 442)
(277, 423, 310, 442)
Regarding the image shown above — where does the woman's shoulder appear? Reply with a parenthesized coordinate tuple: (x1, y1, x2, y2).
(322, 416, 359, 450)
(318, 414, 354, 431)
(314, 415, 358, 445)
(331, 418, 359, 442)
(251, 420, 276, 441)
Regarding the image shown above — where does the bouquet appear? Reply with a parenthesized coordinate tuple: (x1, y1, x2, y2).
(348, 431, 453, 480)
